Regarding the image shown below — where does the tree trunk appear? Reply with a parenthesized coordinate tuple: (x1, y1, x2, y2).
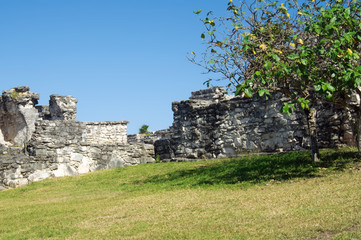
(351, 90, 361, 154)
(351, 108, 361, 154)
(305, 107, 320, 162)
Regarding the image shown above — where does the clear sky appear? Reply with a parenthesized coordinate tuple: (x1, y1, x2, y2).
(0, 0, 228, 134)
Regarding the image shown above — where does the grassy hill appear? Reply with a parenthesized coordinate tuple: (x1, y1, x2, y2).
(0, 148, 360, 239)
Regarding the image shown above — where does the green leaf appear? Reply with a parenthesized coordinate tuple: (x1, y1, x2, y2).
(194, 9, 202, 14)
(315, 85, 321, 91)
(327, 84, 335, 92)
(282, 103, 295, 115)
(322, 84, 328, 91)
(208, 30, 215, 35)
(326, 91, 333, 99)
(287, 53, 299, 60)
(300, 59, 308, 65)
(264, 61, 272, 70)
(201, 33, 205, 40)
(208, 59, 215, 64)
(355, 78, 361, 87)
(271, 54, 280, 62)
(301, 102, 305, 109)
(244, 88, 253, 98)
(314, 27, 321, 34)
(258, 89, 270, 97)
(235, 85, 242, 96)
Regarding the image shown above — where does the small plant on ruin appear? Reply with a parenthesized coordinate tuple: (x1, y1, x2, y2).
(139, 124, 150, 137)
(11, 90, 20, 99)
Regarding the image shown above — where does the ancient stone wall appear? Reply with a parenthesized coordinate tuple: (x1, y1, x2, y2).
(0, 120, 154, 189)
(0, 87, 154, 190)
(1, 143, 154, 189)
(155, 87, 352, 160)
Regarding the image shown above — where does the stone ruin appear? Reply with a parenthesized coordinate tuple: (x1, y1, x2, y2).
(0, 86, 355, 190)
(0, 86, 154, 190)
(152, 87, 353, 160)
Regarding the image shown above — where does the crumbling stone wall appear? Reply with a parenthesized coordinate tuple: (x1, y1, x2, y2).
(0, 87, 154, 190)
(1, 120, 154, 189)
(155, 87, 352, 160)
(1, 143, 154, 189)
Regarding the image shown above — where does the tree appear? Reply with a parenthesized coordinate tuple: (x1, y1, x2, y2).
(190, 0, 361, 160)
(139, 124, 150, 136)
(303, 0, 361, 153)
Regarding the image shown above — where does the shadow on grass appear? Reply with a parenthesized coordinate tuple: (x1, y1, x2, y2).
(139, 149, 360, 187)
(319, 149, 360, 170)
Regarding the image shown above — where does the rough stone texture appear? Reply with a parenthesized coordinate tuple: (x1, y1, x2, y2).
(49, 95, 77, 120)
(154, 87, 352, 161)
(35, 105, 51, 120)
(0, 120, 153, 189)
(1, 143, 154, 189)
(189, 87, 227, 102)
(0, 86, 154, 190)
(84, 121, 128, 144)
(128, 128, 173, 144)
(0, 86, 39, 146)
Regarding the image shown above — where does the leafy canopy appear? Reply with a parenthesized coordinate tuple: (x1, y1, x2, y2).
(190, 0, 361, 114)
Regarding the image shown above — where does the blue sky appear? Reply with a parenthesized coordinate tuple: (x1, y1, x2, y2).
(0, 0, 228, 134)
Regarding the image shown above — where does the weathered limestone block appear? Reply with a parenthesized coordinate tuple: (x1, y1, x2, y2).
(49, 95, 77, 120)
(84, 121, 129, 145)
(35, 105, 51, 120)
(0, 86, 39, 146)
(190, 86, 227, 102)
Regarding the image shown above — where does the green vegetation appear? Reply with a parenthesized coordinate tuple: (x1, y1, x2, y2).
(10, 89, 19, 99)
(139, 124, 150, 136)
(0, 148, 360, 239)
(191, 0, 361, 161)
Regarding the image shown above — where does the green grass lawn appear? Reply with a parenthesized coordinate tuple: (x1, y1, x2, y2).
(0, 148, 360, 239)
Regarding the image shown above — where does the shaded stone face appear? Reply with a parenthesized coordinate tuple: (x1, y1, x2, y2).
(49, 95, 77, 120)
(0, 86, 39, 146)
